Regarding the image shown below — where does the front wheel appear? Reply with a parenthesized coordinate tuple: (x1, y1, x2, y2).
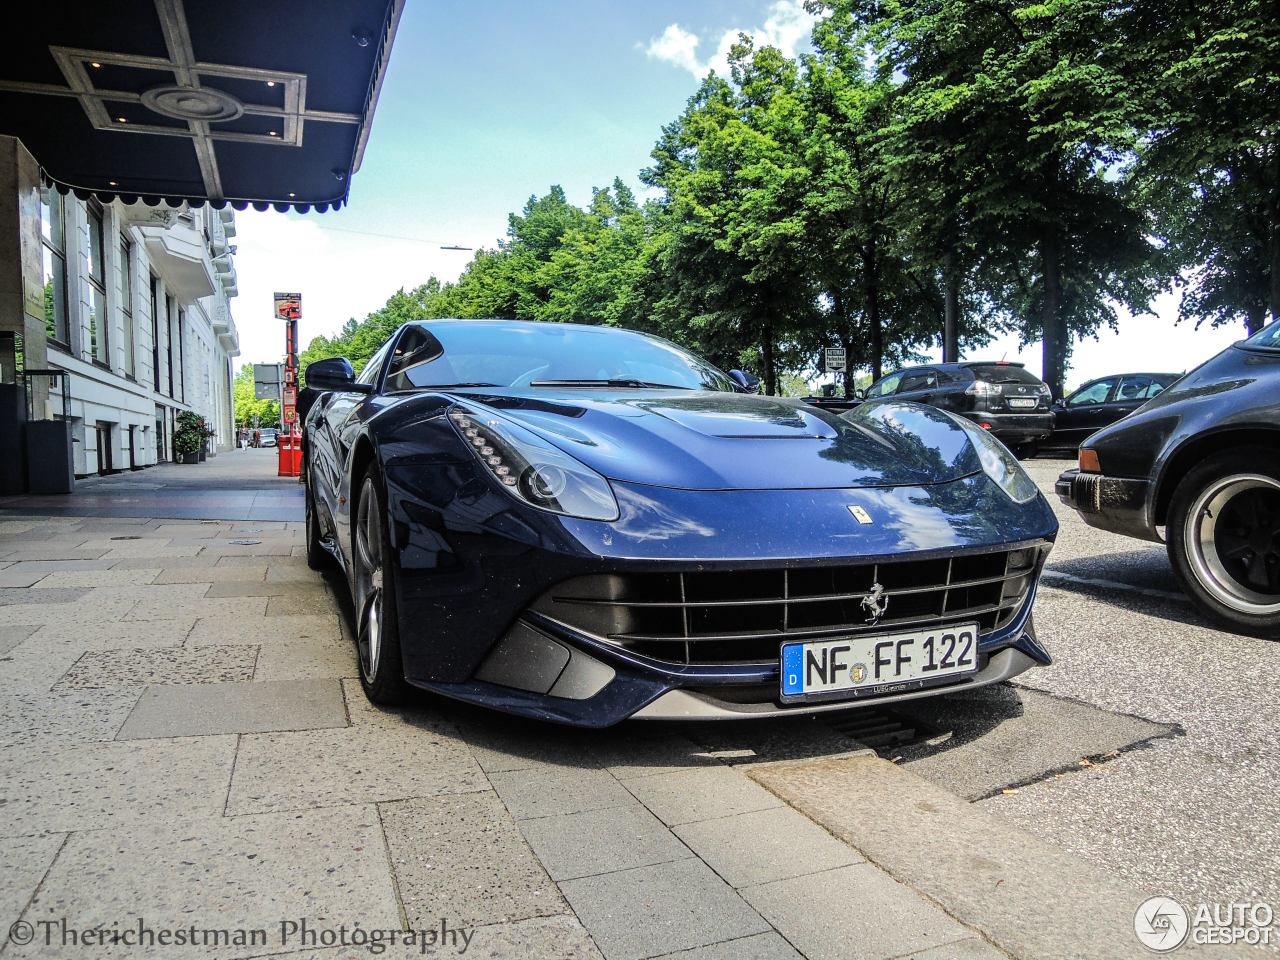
(1167, 452, 1280, 638)
(303, 473, 327, 571)
(352, 466, 412, 703)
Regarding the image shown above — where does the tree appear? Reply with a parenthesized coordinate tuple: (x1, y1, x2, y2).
(1127, 0, 1280, 334)
(828, 0, 1161, 398)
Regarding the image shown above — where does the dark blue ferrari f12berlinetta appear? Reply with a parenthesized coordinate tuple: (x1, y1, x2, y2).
(302, 319, 1058, 727)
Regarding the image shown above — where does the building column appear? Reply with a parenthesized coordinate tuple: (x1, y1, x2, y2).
(0, 136, 49, 376)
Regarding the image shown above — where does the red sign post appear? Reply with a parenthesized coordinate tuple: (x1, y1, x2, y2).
(274, 292, 303, 477)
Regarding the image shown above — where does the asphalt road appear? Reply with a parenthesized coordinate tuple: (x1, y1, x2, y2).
(903, 456, 1280, 919)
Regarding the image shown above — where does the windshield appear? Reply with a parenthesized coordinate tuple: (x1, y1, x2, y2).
(1243, 320, 1280, 351)
(968, 364, 1045, 385)
(384, 322, 737, 392)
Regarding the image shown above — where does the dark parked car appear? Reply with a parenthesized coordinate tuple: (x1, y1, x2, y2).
(1057, 321, 1280, 635)
(861, 362, 1055, 456)
(1045, 373, 1180, 452)
(303, 319, 1059, 726)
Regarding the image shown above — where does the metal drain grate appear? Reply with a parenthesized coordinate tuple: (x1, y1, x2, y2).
(826, 709, 940, 753)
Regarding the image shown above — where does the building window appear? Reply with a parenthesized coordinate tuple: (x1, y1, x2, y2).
(120, 235, 135, 378)
(177, 308, 186, 402)
(86, 201, 110, 367)
(166, 295, 175, 398)
(150, 275, 161, 392)
(39, 186, 69, 346)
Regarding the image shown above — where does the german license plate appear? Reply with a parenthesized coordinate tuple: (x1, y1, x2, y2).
(780, 623, 978, 702)
(1007, 397, 1037, 409)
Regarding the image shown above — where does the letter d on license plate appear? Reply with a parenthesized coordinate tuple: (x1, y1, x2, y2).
(780, 623, 978, 702)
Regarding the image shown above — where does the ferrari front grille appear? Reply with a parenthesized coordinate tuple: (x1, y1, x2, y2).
(529, 544, 1047, 666)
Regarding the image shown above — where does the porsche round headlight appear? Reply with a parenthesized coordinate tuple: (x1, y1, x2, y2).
(952, 416, 1039, 504)
(448, 404, 618, 521)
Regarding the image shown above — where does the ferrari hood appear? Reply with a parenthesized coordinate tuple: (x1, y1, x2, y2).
(458, 392, 983, 491)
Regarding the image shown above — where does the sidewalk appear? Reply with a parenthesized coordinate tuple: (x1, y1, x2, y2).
(0, 448, 301, 522)
(0, 511, 1241, 959)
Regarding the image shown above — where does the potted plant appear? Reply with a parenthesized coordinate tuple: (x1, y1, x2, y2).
(174, 411, 203, 464)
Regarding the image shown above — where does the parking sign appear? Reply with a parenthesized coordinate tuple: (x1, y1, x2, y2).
(825, 347, 847, 372)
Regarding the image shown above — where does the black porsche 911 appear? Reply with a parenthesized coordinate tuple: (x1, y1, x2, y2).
(302, 319, 1059, 726)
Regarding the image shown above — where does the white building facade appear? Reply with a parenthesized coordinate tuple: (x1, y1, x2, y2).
(39, 189, 240, 476)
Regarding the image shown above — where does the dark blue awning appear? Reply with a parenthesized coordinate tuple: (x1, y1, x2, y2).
(1, 0, 404, 212)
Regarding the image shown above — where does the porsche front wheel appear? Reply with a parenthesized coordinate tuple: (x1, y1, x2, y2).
(353, 467, 411, 703)
(1167, 452, 1280, 638)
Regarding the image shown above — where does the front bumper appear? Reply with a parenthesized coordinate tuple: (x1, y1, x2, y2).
(1055, 468, 1157, 541)
(384, 462, 1059, 727)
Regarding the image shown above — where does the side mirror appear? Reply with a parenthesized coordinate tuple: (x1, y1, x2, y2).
(305, 357, 371, 393)
(855, 388, 867, 401)
(728, 369, 761, 394)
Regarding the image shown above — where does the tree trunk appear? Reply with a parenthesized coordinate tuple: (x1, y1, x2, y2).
(762, 324, 776, 396)
(1040, 231, 1066, 400)
(833, 290, 853, 397)
(1268, 222, 1280, 330)
(865, 243, 882, 383)
(943, 248, 960, 363)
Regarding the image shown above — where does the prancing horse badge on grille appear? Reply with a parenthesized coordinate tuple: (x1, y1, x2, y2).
(848, 505, 873, 524)
(861, 582, 889, 623)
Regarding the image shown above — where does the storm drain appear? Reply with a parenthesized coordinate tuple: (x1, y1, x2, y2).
(826, 709, 941, 753)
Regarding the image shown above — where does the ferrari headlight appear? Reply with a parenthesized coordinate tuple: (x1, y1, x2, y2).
(952, 416, 1039, 504)
(448, 405, 619, 521)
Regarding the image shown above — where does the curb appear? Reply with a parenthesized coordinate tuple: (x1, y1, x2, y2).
(743, 751, 1252, 960)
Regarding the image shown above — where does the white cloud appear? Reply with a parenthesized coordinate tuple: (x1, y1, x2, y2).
(643, 0, 819, 79)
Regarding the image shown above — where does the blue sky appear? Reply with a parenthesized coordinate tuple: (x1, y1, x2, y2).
(231, 0, 1242, 390)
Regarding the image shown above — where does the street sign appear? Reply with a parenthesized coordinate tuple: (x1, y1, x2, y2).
(273, 292, 301, 321)
(254, 363, 282, 400)
(825, 347, 847, 372)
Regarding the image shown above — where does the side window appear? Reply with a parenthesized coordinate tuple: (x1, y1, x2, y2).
(384, 326, 444, 392)
(356, 342, 393, 387)
(898, 370, 937, 393)
(866, 372, 902, 398)
(1115, 375, 1162, 400)
(1067, 379, 1114, 406)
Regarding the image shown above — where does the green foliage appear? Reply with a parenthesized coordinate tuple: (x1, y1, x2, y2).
(233, 365, 280, 428)
(173, 410, 205, 456)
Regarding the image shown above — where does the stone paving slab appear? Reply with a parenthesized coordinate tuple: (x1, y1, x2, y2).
(0, 624, 40, 655)
(381, 792, 567, 929)
(10, 805, 400, 959)
(2, 558, 119, 574)
(154, 565, 269, 583)
(204, 580, 332, 598)
(490, 766, 637, 821)
(672, 806, 862, 889)
(652, 933, 803, 960)
(111, 554, 223, 569)
(54, 644, 258, 689)
(0, 735, 236, 835)
(225, 717, 486, 815)
(265, 594, 340, 617)
(116, 679, 348, 739)
(559, 858, 771, 960)
(0, 833, 65, 933)
(625, 767, 784, 827)
(0, 569, 46, 588)
(0, 688, 141, 747)
(21, 618, 196, 649)
(0, 596, 137, 625)
(32, 568, 160, 588)
(742, 864, 971, 960)
(253, 637, 357, 681)
(0, 586, 90, 605)
(125, 595, 267, 621)
(518, 804, 693, 882)
(188, 614, 344, 646)
(0, 643, 84, 695)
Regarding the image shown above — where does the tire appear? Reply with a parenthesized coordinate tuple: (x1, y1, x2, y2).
(352, 464, 412, 703)
(1166, 451, 1280, 638)
(303, 467, 327, 571)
